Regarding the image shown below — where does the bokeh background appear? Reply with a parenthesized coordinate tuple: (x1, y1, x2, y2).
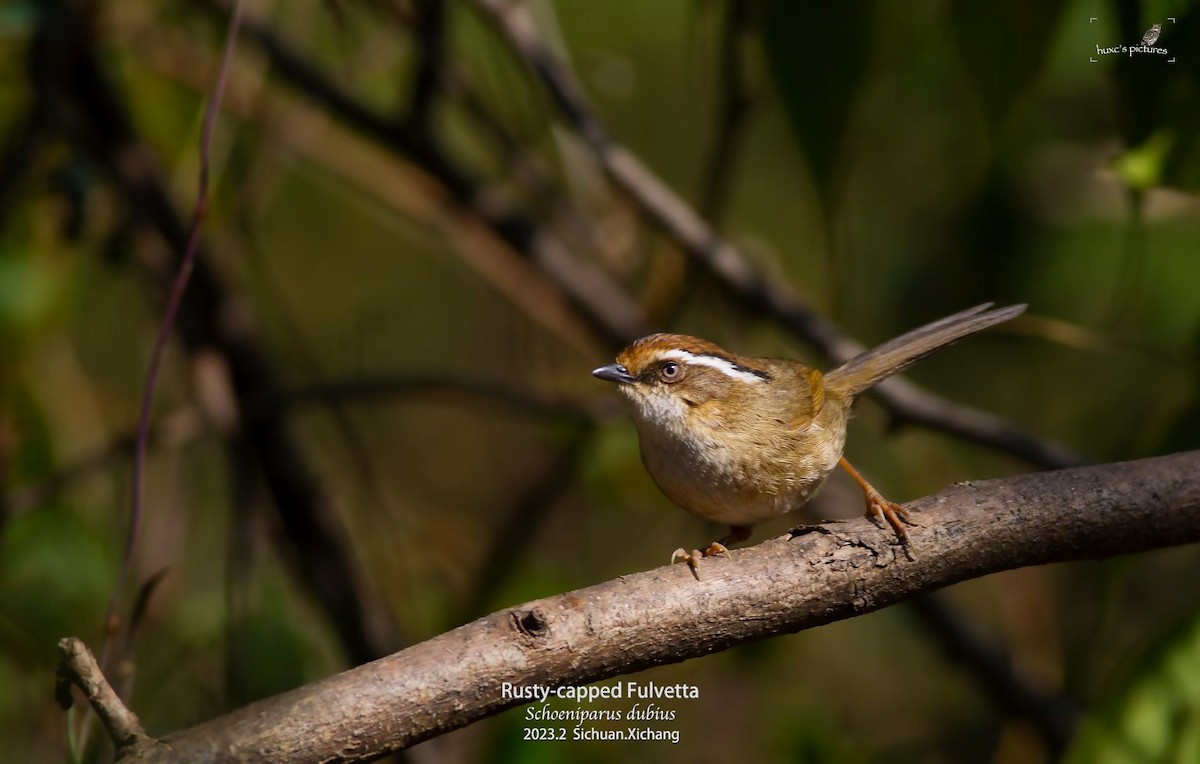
(2, 0, 1199, 761)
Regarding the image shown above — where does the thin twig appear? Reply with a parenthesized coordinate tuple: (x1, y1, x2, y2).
(104, 0, 245, 658)
(56, 638, 161, 757)
(469, 0, 1087, 471)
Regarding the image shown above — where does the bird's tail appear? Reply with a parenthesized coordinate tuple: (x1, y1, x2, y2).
(824, 303, 1026, 398)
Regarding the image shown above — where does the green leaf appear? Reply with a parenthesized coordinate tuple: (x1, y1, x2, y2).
(1112, 130, 1173, 190)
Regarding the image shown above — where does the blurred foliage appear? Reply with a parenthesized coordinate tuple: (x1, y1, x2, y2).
(757, 0, 875, 204)
(1065, 610, 1200, 763)
(0, 0, 1198, 762)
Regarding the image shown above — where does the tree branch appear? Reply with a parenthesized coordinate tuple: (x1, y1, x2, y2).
(55, 638, 164, 759)
(82, 451, 1199, 763)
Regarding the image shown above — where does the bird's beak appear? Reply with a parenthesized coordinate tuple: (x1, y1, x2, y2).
(592, 363, 636, 384)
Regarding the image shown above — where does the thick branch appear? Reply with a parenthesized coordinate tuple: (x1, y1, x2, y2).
(104, 451, 1199, 763)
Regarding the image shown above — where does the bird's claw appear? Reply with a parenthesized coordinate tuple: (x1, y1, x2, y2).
(671, 543, 731, 579)
(866, 492, 918, 544)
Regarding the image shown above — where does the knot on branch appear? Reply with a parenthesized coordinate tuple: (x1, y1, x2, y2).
(511, 608, 549, 638)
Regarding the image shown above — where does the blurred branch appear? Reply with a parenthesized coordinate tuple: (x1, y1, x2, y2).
(0, 116, 40, 229)
(698, 0, 757, 223)
(651, 0, 758, 325)
(285, 373, 593, 421)
(193, 0, 476, 205)
(190, 0, 649, 350)
(908, 594, 1078, 756)
(29, 0, 394, 666)
(4, 375, 592, 518)
(406, 0, 446, 137)
(469, 0, 1087, 471)
(78, 450, 1200, 762)
(3, 409, 201, 518)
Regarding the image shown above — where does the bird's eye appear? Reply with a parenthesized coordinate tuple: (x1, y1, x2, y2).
(658, 361, 683, 382)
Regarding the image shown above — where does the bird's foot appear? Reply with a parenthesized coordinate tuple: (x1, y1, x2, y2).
(865, 489, 918, 545)
(671, 542, 731, 580)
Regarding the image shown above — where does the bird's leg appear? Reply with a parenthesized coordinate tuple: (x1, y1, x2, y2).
(672, 525, 750, 578)
(838, 456, 917, 542)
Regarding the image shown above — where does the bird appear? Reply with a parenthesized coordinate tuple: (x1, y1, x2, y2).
(1141, 23, 1162, 46)
(593, 303, 1026, 572)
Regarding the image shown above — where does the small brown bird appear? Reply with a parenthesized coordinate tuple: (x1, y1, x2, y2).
(593, 303, 1025, 571)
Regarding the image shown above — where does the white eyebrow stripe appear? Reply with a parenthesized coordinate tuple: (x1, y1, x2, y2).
(658, 349, 767, 384)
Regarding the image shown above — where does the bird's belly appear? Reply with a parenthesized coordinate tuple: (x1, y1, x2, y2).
(639, 427, 843, 526)
(690, 472, 831, 526)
